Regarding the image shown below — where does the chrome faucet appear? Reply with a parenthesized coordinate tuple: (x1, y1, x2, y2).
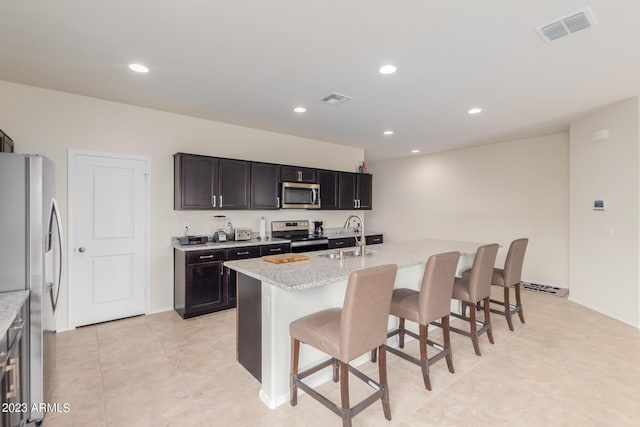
(343, 214, 366, 256)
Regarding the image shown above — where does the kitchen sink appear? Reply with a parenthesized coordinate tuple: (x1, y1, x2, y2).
(319, 249, 375, 259)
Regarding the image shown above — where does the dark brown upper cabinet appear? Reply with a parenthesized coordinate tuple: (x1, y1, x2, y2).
(174, 153, 218, 210)
(218, 159, 250, 209)
(174, 153, 250, 210)
(174, 152, 372, 210)
(250, 162, 280, 209)
(318, 170, 339, 210)
(356, 173, 373, 210)
(281, 166, 317, 183)
(1, 129, 14, 153)
(338, 172, 372, 210)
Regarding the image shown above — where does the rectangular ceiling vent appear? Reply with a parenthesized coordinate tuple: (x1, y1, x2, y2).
(537, 7, 597, 42)
(321, 92, 352, 105)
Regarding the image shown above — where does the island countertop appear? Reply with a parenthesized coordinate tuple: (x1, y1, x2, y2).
(225, 238, 484, 291)
(0, 290, 29, 337)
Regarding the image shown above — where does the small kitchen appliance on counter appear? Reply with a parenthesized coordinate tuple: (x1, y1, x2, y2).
(234, 228, 252, 241)
(178, 235, 208, 245)
(213, 215, 227, 242)
(313, 221, 323, 235)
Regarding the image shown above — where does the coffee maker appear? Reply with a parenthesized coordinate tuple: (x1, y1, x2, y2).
(313, 221, 323, 236)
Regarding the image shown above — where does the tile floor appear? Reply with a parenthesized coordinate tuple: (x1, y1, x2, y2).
(46, 287, 640, 427)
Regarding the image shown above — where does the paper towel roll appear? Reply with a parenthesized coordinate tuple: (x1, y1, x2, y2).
(259, 217, 266, 239)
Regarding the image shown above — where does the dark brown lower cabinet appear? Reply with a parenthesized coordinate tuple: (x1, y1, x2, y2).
(328, 237, 356, 249)
(1, 302, 27, 427)
(174, 249, 228, 319)
(175, 243, 291, 319)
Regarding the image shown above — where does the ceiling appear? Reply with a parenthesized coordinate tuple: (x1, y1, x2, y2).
(1, 1, 639, 162)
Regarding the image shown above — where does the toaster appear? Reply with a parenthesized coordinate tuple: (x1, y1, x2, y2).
(234, 228, 252, 241)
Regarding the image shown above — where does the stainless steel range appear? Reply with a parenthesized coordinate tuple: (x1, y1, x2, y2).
(271, 220, 329, 253)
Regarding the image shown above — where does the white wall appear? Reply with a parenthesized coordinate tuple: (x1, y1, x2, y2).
(367, 133, 569, 287)
(0, 80, 364, 331)
(569, 97, 640, 327)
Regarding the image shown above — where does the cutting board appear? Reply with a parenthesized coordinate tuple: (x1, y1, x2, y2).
(262, 253, 310, 264)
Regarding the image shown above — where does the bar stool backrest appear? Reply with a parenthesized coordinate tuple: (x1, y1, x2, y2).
(418, 251, 460, 324)
(339, 264, 398, 362)
(467, 244, 499, 302)
(503, 238, 529, 286)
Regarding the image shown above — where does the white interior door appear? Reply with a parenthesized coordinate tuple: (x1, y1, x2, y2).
(71, 152, 149, 327)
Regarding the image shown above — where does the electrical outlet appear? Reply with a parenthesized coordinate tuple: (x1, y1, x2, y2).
(183, 222, 190, 234)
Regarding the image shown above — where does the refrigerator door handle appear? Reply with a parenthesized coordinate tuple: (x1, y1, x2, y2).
(49, 198, 64, 314)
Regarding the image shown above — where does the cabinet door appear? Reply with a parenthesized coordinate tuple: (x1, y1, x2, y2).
(251, 163, 280, 209)
(338, 172, 357, 209)
(219, 159, 250, 209)
(356, 174, 373, 210)
(2, 330, 25, 427)
(186, 262, 224, 314)
(1, 133, 14, 153)
(281, 166, 317, 183)
(318, 170, 339, 210)
(174, 154, 218, 210)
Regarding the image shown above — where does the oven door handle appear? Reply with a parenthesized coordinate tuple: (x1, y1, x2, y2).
(290, 239, 329, 247)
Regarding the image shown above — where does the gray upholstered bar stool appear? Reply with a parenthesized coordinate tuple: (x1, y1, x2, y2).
(470, 238, 529, 331)
(383, 251, 460, 391)
(450, 243, 499, 356)
(289, 264, 398, 427)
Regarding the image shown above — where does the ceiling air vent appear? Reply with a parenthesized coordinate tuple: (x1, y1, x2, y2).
(321, 92, 352, 105)
(537, 7, 597, 42)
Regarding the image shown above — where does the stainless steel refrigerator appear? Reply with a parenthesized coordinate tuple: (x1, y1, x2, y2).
(0, 153, 63, 425)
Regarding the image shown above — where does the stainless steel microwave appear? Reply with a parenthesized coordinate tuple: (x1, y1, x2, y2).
(281, 182, 320, 209)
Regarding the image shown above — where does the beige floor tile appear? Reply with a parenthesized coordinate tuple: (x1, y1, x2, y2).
(50, 291, 640, 427)
(401, 389, 510, 427)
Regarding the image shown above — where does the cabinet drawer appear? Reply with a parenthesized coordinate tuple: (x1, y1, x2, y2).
(366, 234, 384, 245)
(227, 246, 261, 260)
(186, 250, 226, 265)
(259, 244, 291, 256)
(328, 237, 356, 249)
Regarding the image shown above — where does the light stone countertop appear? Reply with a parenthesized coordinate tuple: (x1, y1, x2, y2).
(225, 238, 484, 291)
(173, 237, 291, 252)
(0, 290, 29, 338)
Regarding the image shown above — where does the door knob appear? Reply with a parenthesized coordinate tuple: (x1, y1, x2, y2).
(78, 247, 86, 253)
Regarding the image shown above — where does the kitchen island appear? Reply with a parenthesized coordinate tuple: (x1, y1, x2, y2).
(225, 239, 484, 409)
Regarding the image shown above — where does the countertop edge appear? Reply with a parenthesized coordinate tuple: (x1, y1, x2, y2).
(0, 290, 29, 338)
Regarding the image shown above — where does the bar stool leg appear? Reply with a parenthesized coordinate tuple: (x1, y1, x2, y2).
(340, 361, 352, 427)
(469, 304, 481, 356)
(290, 338, 300, 406)
(399, 318, 405, 348)
(442, 316, 455, 373)
(378, 345, 392, 420)
(333, 358, 339, 383)
(484, 297, 494, 344)
(515, 283, 525, 323)
(370, 348, 377, 363)
(503, 287, 514, 331)
(419, 324, 432, 390)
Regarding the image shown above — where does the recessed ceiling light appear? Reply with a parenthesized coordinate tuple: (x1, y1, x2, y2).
(468, 107, 483, 114)
(379, 64, 397, 75)
(293, 106, 307, 113)
(383, 130, 394, 135)
(128, 63, 149, 73)
(411, 149, 420, 154)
